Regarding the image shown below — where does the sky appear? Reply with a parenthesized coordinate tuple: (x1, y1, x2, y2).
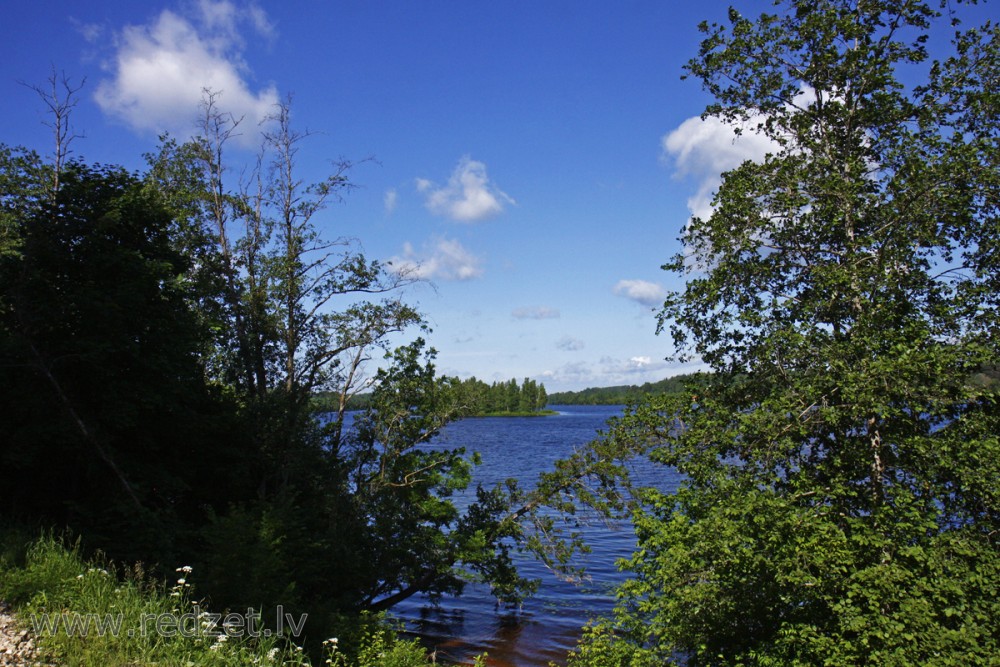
(1, 0, 782, 392)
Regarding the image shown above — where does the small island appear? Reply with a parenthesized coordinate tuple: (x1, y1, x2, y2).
(314, 375, 553, 417)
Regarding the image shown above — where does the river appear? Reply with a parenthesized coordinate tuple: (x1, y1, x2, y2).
(392, 405, 682, 666)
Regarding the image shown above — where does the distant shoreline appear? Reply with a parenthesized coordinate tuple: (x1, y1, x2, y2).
(462, 409, 557, 418)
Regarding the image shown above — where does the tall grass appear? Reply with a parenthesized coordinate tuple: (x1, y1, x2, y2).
(0, 534, 446, 667)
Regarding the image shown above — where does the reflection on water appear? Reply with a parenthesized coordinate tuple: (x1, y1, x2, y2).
(391, 406, 682, 666)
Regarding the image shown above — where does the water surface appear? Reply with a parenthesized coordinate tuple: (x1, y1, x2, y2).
(393, 405, 681, 666)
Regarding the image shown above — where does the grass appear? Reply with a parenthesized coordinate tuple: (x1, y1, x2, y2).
(0, 533, 449, 667)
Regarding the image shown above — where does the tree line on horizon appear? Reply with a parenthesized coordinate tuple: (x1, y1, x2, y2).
(315, 375, 549, 415)
(551, 364, 1000, 406)
(546, 372, 705, 405)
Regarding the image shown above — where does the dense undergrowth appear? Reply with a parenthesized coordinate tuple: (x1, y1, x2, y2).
(0, 532, 476, 667)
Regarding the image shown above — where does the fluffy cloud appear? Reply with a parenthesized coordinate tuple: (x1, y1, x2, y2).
(539, 362, 594, 388)
(383, 188, 398, 216)
(94, 0, 278, 145)
(389, 237, 483, 282)
(556, 336, 585, 351)
(512, 306, 560, 320)
(613, 279, 666, 308)
(662, 115, 779, 221)
(599, 355, 670, 379)
(540, 356, 672, 390)
(418, 156, 514, 222)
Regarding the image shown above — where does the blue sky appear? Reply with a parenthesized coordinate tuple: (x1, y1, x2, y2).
(1, 0, 767, 391)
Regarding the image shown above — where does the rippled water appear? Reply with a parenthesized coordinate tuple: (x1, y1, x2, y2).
(392, 405, 682, 666)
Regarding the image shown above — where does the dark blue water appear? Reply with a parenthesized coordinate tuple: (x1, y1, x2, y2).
(392, 405, 682, 666)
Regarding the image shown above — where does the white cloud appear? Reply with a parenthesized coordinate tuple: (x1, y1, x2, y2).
(613, 279, 666, 308)
(662, 115, 778, 221)
(389, 237, 483, 281)
(541, 356, 672, 391)
(556, 336, 585, 351)
(600, 355, 670, 378)
(196, 0, 237, 35)
(94, 1, 279, 145)
(383, 188, 398, 216)
(194, 0, 275, 41)
(512, 306, 560, 320)
(540, 362, 594, 387)
(418, 156, 514, 222)
(75, 20, 105, 44)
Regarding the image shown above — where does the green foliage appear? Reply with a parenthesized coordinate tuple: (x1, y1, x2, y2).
(0, 144, 47, 261)
(557, 1, 1000, 664)
(449, 375, 549, 415)
(0, 87, 543, 651)
(321, 614, 428, 667)
(0, 534, 451, 666)
(0, 535, 299, 667)
(547, 372, 706, 405)
(563, 622, 660, 667)
(329, 341, 540, 609)
(0, 160, 251, 562)
(316, 374, 552, 416)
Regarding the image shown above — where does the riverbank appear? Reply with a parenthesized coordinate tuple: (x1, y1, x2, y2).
(0, 536, 475, 667)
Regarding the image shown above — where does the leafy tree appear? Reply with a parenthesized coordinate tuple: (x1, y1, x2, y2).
(139, 93, 547, 616)
(535, 381, 547, 411)
(424, 375, 551, 416)
(340, 342, 539, 610)
(0, 160, 251, 560)
(1, 82, 548, 630)
(0, 145, 47, 260)
(560, 1, 1000, 664)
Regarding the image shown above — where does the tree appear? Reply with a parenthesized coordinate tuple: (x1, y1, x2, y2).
(340, 341, 539, 610)
(139, 93, 547, 616)
(2, 78, 547, 628)
(258, 98, 421, 415)
(535, 381, 547, 410)
(0, 145, 46, 260)
(0, 160, 251, 560)
(519, 378, 538, 412)
(19, 68, 85, 197)
(562, 1, 1000, 664)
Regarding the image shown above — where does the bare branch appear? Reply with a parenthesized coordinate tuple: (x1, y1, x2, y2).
(20, 67, 86, 196)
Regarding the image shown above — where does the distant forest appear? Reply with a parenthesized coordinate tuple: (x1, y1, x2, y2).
(323, 365, 1000, 411)
(547, 372, 705, 405)
(316, 375, 549, 416)
(550, 364, 1000, 406)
